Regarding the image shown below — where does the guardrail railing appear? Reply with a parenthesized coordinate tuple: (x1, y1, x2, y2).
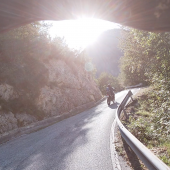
(125, 83, 143, 89)
(116, 90, 170, 170)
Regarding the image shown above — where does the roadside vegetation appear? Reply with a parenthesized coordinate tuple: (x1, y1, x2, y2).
(120, 88, 170, 166)
(97, 72, 123, 95)
(119, 28, 170, 166)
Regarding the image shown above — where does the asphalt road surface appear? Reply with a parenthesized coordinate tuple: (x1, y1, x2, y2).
(0, 89, 138, 170)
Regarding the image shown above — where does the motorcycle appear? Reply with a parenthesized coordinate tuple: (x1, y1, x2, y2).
(107, 93, 115, 106)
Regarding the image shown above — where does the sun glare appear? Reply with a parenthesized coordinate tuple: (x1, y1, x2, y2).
(49, 18, 120, 49)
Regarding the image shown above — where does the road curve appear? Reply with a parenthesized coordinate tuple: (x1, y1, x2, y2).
(0, 90, 137, 170)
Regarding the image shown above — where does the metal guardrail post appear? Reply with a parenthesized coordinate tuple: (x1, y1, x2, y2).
(116, 90, 170, 170)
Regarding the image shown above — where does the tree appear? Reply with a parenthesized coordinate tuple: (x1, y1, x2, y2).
(0, 22, 51, 93)
(119, 28, 149, 86)
(119, 28, 170, 140)
(97, 72, 121, 94)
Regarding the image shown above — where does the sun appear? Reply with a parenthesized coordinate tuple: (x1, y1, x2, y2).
(49, 18, 120, 49)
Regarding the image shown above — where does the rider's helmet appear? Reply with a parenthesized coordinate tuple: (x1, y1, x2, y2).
(107, 84, 111, 87)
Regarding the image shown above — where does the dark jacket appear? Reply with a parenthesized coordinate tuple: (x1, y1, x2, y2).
(106, 86, 114, 95)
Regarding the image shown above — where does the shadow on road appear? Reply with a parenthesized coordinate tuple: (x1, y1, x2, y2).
(0, 101, 115, 170)
(108, 102, 119, 109)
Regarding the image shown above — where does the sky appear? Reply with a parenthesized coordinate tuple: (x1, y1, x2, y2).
(48, 18, 120, 50)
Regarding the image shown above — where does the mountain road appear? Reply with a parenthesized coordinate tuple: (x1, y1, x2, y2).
(0, 89, 139, 170)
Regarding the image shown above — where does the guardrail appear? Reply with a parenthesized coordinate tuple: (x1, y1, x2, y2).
(125, 83, 143, 89)
(116, 90, 170, 170)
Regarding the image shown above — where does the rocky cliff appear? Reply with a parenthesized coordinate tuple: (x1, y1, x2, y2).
(0, 57, 102, 136)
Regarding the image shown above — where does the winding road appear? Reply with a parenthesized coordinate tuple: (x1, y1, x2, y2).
(0, 89, 138, 170)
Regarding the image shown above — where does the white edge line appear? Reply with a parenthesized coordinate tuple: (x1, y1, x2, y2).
(110, 119, 121, 170)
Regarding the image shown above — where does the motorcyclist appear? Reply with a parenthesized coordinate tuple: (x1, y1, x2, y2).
(106, 84, 115, 96)
(106, 84, 115, 105)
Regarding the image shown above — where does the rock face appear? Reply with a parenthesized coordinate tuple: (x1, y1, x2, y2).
(0, 58, 102, 135)
(0, 112, 17, 134)
(36, 59, 102, 116)
(0, 84, 18, 101)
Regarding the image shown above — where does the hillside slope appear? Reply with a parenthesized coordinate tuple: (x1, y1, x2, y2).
(86, 29, 122, 76)
(0, 36, 102, 136)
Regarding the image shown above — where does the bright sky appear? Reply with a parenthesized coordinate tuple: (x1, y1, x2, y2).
(49, 18, 120, 50)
